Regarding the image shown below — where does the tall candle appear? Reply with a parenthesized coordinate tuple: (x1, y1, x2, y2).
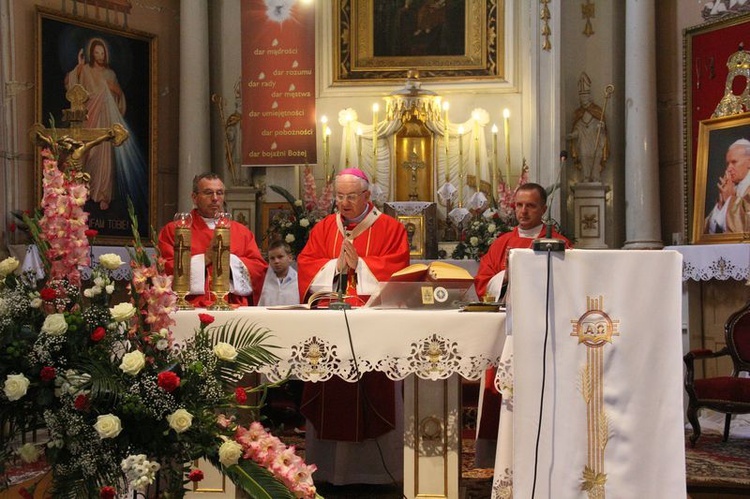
(356, 127, 363, 168)
(458, 125, 464, 206)
(321, 115, 329, 179)
(344, 113, 351, 167)
(372, 103, 379, 175)
(491, 124, 498, 195)
(503, 108, 511, 184)
(443, 102, 450, 181)
(472, 111, 481, 189)
(325, 128, 331, 182)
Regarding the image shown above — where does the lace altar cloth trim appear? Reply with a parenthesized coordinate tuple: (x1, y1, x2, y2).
(172, 308, 507, 382)
(666, 245, 750, 281)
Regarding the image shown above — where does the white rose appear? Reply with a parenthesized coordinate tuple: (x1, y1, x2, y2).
(110, 302, 137, 322)
(83, 288, 94, 298)
(4, 374, 30, 401)
(299, 218, 310, 228)
(218, 440, 243, 467)
(0, 256, 19, 278)
(18, 443, 41, 463)
(41, 314, 68, 336)
(99, 253, 125, 270)
(294, 199, 303, 207)
(487, 223, 497, 233)
(94, 414, 123, 439)
(105, 284, 115, 294)
(470, 236, 479, 247)
(30, 298, 42, 309)
(94, 276, 106, 287)
(213, 342, 237, 361)
(285, 233, 296, 243)
(166, 408, 194, 433)
(119, 350, 146, 376)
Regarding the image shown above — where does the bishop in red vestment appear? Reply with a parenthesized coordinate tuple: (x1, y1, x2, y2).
(158, 173, 267, 307)
(296, 168, 409, 485)
(473, 183, 571, 466)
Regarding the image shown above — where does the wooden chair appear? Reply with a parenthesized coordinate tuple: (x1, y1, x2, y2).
(684, 300, 750, 446)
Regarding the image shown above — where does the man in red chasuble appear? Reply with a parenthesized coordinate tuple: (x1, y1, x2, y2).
(296, 168, 410, 485)
(473, 182, 572, 466)
(158, 173, 267, 307)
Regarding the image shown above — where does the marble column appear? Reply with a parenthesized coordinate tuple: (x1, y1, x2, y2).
(178, 0, 211, 212)
(623, 0, 663, 249)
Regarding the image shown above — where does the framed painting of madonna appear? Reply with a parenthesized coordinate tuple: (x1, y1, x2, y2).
(334, 0, 503, 83)
(35, 8, 157, 244)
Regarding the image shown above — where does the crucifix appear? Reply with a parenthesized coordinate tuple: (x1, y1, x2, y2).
(28, 83, 129, 179)
(401, 149, 425, 201)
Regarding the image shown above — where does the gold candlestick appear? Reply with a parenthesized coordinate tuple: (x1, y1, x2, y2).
(173, 212, 194, 310)
(209, 213, 232, 310)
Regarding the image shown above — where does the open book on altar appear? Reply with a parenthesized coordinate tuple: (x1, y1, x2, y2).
(389, 261, 474, 284)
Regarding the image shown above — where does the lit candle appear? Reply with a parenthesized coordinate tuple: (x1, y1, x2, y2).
(472, 111, 481, 190)
(321, 115, 329, 179)
(503, 108, 511, 184)
(443, 101, 450, 181)
(372, 103, 379, 167)
(356, 127, 363, 168)
(491, 124, 498, 195)
(458, 125, 464, 206)
(325, 128, 331, 182)
(344, 112, 351, 167)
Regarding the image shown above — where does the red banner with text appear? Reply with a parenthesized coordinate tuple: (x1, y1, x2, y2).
(241, 0, 316, 166)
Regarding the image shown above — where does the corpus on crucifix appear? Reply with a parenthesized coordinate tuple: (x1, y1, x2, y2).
(402, 149, 426, 200)
(28, 83, 129, 183)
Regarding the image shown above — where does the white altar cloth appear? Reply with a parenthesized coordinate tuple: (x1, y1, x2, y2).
(171, 307, 506, 382)
(667, 243, 750, 281)
(492, 249, 686, 498)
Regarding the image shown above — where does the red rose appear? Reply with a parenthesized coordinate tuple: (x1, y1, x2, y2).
(100, 486, 117, 499)
(198, 313, 215, 325)
(40, 287, 56, 301)
(84, 229, 98, 239)
(40, 366, 56, 382)
(9, 222, 16, 233)
(74, 394, 89, 411)
(235, 387, 247, 404)
(157, 371, 181, 392)
(90, 327, 106, 342)
(188, 469, 204, 482)
(19, 487, 33, 499)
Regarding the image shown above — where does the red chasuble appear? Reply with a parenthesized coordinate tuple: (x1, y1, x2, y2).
(158, 209, 268, 307)
(473, 225, 571, 439)
(296, 205, 410, 441)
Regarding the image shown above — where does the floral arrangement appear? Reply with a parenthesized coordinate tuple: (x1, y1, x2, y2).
(451, 166, 530, 261)
(0, 148, 320, 498)
(267, 166, 333, 256)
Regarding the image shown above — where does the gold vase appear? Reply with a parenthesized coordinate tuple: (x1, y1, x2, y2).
(208, 226, 231, 310)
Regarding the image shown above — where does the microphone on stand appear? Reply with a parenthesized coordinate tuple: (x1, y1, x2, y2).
(532, 151, 568, 252)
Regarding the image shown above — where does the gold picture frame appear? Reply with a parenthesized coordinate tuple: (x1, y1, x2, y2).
(334, 0, 503, 83)
(399, 215, 425, 258)
(691, 113, 750, 244)
(36, 7, 157, 244)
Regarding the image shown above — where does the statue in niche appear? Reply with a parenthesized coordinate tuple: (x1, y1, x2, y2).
(567, 72, 611, 183)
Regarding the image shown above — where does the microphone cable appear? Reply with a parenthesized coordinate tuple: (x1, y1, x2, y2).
(340, 307, 406, 498)
(530, 245, 554, 499)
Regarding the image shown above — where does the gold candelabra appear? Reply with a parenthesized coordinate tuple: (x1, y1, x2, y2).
(172, 213, 194, 310)
(209, 213, 232, 310)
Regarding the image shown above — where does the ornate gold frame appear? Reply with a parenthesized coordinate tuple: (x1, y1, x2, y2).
(334, 0, 503, 83)
(36, 7, 157, 244)
(691, 113, 750, 244)
(399, 215, 425, 259)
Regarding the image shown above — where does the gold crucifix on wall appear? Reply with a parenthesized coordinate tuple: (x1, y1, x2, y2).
(28, 83, 129, 179)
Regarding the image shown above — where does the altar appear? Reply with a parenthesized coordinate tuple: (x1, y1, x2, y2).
(171, 307, 507, 499)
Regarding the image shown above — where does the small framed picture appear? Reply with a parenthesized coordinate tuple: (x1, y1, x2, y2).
(399, 215, 425, 258)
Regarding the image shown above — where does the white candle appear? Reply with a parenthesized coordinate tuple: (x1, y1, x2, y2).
(458, 125, 464, 206)
(356, 127, 363, 168)
(503, 108, 510, 184)
(443, 102, 450, 182)
(372, 103, 379, 174)
(491, 124, 498, 195)
(472, 111, 480, 189)
(321, 115, 329, 179)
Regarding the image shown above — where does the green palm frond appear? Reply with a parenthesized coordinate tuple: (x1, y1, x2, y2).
(206, 453, 296, 499)
(207, 319, 282, 383)
(73, 357, 126, 408)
